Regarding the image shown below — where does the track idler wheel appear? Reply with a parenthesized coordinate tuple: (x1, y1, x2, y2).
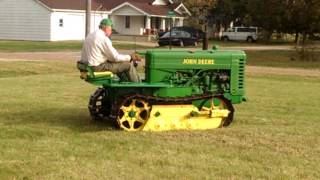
(88, 88, 111, 121)
(117, 98, 151, 131)
(201, 96, 234, 127)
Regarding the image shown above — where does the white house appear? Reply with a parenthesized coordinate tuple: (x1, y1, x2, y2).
(0, 0, 191, 41)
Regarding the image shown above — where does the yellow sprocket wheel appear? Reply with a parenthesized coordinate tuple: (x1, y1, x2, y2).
(117, 98, 151, 131)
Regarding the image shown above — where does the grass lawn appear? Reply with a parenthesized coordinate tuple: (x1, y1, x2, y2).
(0, 40, 150, 52)
(246, 50, 320, 69)
(209, 40, 263, 47)
(0, 60, 319, 179)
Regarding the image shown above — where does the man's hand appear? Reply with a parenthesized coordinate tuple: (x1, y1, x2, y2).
(130, 53, 142, 62)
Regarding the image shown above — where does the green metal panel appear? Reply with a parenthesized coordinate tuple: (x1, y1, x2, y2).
(103, 82, 172, 88)
(223, 93, 244, 104)
(145, 49, 246, 102)
(146, 50, 236, 69)
(153, 87, 193, 97)
(230, 59, 240, 95)
(230, 53, 246, 96)
(145, 50, 245, 83)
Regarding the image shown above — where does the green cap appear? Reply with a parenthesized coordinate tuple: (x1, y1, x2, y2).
(100, 18, 113, 27)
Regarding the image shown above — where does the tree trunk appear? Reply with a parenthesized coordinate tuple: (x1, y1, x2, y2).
(294, 32, 299, 45)
(261, 30, 273, 43)
(302, 31, 307, 45)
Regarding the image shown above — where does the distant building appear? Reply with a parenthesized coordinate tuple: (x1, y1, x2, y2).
(0, 0, 191, 41)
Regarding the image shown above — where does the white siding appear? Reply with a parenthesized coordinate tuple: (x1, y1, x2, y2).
(50, 12, 108, 41)
(112, 5, 145, 16)
(111, 5, 145, 35)
(111, 16, 144, 35)
(0, 0, 51, 41)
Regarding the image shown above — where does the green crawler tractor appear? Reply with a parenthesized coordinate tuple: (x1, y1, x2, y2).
(77, 48, 246, 131)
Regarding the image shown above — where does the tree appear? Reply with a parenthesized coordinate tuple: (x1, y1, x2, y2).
(182, 0, 216, 28)
(283, 0, 320, 61)
(210, 0, 248, 31)
(283, 0, 320, 43)
(246, 0, 286, 40)
(211, 0, 233, 30)
(246, 0, 320, 42)
(183, 0, 320, 46)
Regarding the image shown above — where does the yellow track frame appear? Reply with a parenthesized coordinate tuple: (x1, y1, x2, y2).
(117, 98, 230, 131)
(143, 105, 229, 131)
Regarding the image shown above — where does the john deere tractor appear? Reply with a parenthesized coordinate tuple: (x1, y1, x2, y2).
(77, 48, 246, 131)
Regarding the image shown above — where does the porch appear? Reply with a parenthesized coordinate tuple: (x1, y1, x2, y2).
(110, 15, 184, 36)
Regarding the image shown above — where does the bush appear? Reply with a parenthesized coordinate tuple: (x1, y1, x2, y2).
(294, 43, 320, 61)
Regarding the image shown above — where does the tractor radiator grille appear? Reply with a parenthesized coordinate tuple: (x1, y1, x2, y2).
(238, 59, 245, 90)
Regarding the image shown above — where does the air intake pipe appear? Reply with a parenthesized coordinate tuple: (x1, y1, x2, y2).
(202, 25, 208, 50)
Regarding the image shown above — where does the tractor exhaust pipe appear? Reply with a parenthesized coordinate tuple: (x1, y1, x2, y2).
(202, 24, 208, 50)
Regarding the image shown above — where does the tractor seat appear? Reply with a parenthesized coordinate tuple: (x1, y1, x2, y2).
(77, 61, 113, 80)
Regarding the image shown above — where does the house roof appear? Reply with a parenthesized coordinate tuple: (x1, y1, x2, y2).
(111, 1, 177, 16)
(37, 0, 104, 11)
(37, 0, 189, 16)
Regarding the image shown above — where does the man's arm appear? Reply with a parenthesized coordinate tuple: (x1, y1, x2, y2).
(102, 37, 131, 62)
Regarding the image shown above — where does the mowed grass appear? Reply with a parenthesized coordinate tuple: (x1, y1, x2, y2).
(0, 60, 320, 179)
(246, 50, 320, 69)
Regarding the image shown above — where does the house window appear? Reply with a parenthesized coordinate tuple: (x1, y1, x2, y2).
(125, 16, 130, 28)
(59, 19, 63, 27)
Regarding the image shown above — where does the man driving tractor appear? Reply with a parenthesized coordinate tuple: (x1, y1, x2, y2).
(80, 18, 141, 82)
